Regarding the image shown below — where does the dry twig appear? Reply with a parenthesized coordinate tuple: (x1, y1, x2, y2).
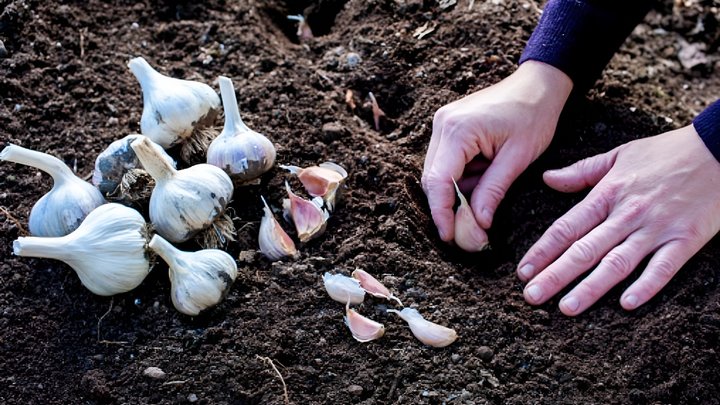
(256, 355, 290, 405)
(0, 206, 28, 236)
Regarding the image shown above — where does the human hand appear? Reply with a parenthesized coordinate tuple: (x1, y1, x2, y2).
(422, 61, 573, 250)
(518, 125, 720, 315)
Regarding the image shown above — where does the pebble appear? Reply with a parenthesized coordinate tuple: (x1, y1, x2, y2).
(187, 394, 198, 402)
(142, 366, 167, 379)
(451, 354, 461, 363)
(0, 40, 7, 58)
(478, 346, 494, 361)
(347, 384, 363, 396)
(345, 52, 362, 68)
(107, 117, 119, 126)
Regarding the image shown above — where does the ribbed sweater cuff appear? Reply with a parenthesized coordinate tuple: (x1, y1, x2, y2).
(694, 100, 720, 162)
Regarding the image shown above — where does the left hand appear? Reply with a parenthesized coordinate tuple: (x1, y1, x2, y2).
(517, 124, 720, 315)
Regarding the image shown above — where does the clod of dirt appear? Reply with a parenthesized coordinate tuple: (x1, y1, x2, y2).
(143, 366, 167, 380)
(478, 346, 494, 362)
(321, 122, 349, 142)
(347, 384, 364, 396)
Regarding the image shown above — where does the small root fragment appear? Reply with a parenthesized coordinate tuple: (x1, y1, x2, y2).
(181, 125, 221, 164)
(368, 92, 386, 131)
(256, 355, 290, 405)
(0, 206, 28, 236)
(97, 297, 114, 343)
(197, 212, 236, 249)
(108, 168, 155, 204)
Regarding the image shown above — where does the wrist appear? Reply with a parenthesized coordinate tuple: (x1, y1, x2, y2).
(512, 60, 573, 116)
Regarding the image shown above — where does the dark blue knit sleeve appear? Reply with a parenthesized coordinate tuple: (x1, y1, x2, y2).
(694, 101, 720, 161)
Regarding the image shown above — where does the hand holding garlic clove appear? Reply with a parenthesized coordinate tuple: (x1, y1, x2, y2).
(452, 178, 489, 252)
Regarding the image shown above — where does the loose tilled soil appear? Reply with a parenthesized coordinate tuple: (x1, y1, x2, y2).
(2, 0, 720, 403)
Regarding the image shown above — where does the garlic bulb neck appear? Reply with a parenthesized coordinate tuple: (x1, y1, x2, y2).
(13, 233, 70, 261)
(130, 136, 178, 182)
(147, 233, 182, 271)
(1, 144, 75, 185)
(128, 57, 164, 90)
(218, 76, 250, 133)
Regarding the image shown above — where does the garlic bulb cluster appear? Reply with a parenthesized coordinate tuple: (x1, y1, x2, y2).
(283, 181, 329, 242)
(259, 196, 297, 261)
(148, 235, 237, 316)
(1, 144, 106, 237)
(131, 136, 234, 244)
(128, 57, 220, 158)
(323, 272, 365, 304)
(280, 162, 347, 211)
(387, 308, 457, 348)
(345, 302, 385, 342)
(207, 76, 276, 183)
(452, 178, 488, 252)
(12, 203, 151, 296)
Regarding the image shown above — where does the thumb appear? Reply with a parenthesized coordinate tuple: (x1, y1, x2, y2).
(543, 149, 618, 193)
(470, 148, 527, 229)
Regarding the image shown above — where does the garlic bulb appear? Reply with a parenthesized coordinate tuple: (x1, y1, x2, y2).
(283, 181, 329, 243)
(128, 57, 220, 158)
(13, 203, 151, 296)
(387, 308, 457, 348)
(280, 162, 347, 211)
(452, 178, 488, 252)
(207, 76, 276, 183)
(92, 134, 176, 199)
(1, 144, 105, 237)
(259, 196, 297, 261)
(131, 136, 234, 243)
(345, 302, 385, 342)
(351, 269, 402, 306)
(148, 234, 237, 316)
(323, 272, 365, 304)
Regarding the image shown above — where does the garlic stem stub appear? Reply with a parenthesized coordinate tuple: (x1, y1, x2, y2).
(323, 272, 365, 305)
(344, 302, 385, 342)
(282, 181, 329, 243)
(280, 162, 347, 211)
(259, 196, 298, 261)
(148, 234, 238, 316)
(387, 308, 457, 348)
(207, 76, 276, 183)
(351, 269, 402, 306)
(452, 178, 488, 252)
(131, 136, 234, 243)
(1, 144, 106, 237)
(127, 57, 220, 156)
(13, 203, 151, 296)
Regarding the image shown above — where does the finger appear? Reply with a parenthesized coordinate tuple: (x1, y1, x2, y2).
(517, 191, 610, 281)
(543, 149, 618, 193)
(558, 232, 653, 316)
(469, 147, 527, 229)
(620, 240, 700, 310)
(523, 216, 632, 306)
(422, 109, 447, 176)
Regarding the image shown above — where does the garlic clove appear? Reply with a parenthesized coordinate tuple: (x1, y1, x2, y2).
(280, 162, 348, 211)
(1, 143, 106, 237)
(287, 15, 314, 41)
(207, 76, 276, 184)
(452, 178, 488, 252)
(259, 196, 298, 261)
(368, 92, 386, 131)
(351, 269, 402, 306)
(387, 308, 457, 348)
(344, 302, 385, 342)
(148, 234, 238, 316)
(13, 203, 151, 296)
(323, 272, 365, 305)
(282, 181, 329, 243)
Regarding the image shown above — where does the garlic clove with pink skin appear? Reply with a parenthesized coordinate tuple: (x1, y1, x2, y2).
(344, 302, 385, 342)
(258, 196, 298, 261)
(351, 269, 402, 306)
(387, 308, 457, 348)
(282, 181, 329, 243)
(452, 178, 488, 252)
(280, 162, 348, 211)
(323, 272, 365, 305)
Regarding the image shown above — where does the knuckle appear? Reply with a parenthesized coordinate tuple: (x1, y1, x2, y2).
(576, 282, 602, 303)
(549, 218, 578, 245)
(433, 106, 449, 123)
(569, 239, 598, 265)
(540, 270, 564, 290)
(650, 259, 677, 281)
(618, 199, 649, 223)
(528, 243, 552, 263)
(602, 252, 633, 279)
(675, 223, 705, 242)
(483, 182, 507, 203)
(598, 182, 622, 204)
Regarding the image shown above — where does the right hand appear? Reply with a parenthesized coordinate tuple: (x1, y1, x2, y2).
(422, 61, 573, 249)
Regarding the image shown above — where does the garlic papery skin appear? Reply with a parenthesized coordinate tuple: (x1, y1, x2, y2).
(344, 302, 385, 342)
(148, 235, 237, 316)
(452, 178, 488, 252)
(387, 308, 457, 348)
(12, 203, 151, 296)
(351, 269, 402, 306)
(128, 57, 220, 154)
(280, 162, 348, 211)
(131, 136, 234, 243)
(282, 181, 329, 243)
(1, 144, 106, 237)
(323, 272, 365, 305)
(207, 76, 276, 183)
(259, 196, 297, 261)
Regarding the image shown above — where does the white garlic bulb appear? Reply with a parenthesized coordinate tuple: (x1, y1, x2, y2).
(148, 234, 238, 316)
(280, 162, 347, 211)
(1, 144, 106, 237)
(259, 196, 297, 261)
(387, 308, 457, 348)
(131, 136, 234, 243)
(345, 302, 385, 342)
(282, 181, 329, 242)
(452, 178, 488, 252)
(128, 57, 220, 153)
(207, 76, 276, 183)
(323, 272, 365, 304)
(13, 203, 151, 296)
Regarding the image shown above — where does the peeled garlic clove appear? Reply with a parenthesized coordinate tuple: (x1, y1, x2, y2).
(131, 136, 234, 243)
(280, 162, 348, 211)
(387, 308, 457, 348)
(13, 203, 151, 296)
(323, 272, 365, 304)
(149, 234, 238, 316)
(207, 76, 276, 184)
(282, 181, 329, 243)
(351, 269, 402, 306)
(452, 178, 488, 252)
(344, 302, 385, 342)
(1, 144, 106, 237)
(128, 57, 220, 154)
(259, 196, 297, 261)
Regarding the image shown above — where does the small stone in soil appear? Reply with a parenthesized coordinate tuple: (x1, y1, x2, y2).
(143, 366, 166, 379)
(347, 384, 363, 396)
(188, 394, 198, 402)
(0, 40, 7, 58)
(478, 346, 494, 361)
(451, 354, 461, 363)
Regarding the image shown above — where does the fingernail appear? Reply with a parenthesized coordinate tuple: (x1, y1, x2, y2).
(562, 295, 580, 313)
(623, 294, 639, 309)
(438, 228, 448, 241)
(525, 284, 543, 303)
(481, 207, 492, 226)
(518, 264, 535, 280)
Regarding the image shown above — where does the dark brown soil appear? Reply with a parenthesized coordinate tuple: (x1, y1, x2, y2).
(2, 0, 720, 403)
